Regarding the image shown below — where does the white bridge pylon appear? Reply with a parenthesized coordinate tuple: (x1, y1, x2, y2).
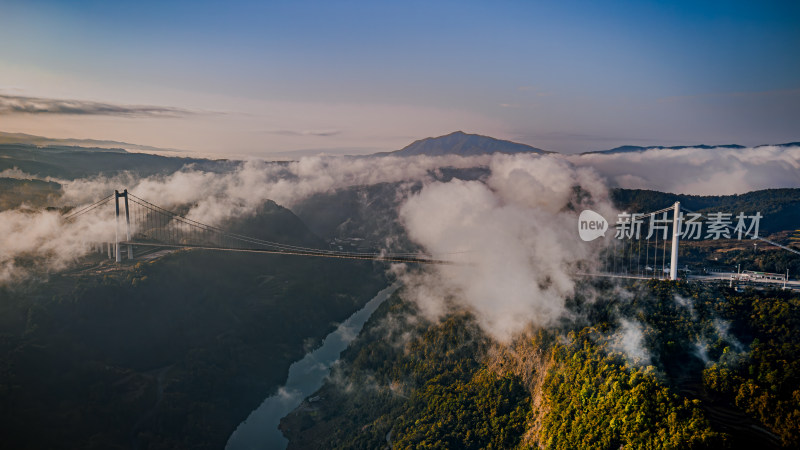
(670, 201, 680, 281)
(114, 189, 132, 263)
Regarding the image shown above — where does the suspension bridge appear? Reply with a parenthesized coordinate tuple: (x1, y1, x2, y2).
(63, 190, 800, 288)
(63, 190, 454, 265)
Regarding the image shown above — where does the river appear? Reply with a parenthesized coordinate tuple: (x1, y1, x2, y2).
(225, 283, 399, 450)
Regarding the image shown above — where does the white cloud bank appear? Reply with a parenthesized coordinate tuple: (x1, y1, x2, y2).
(1, 144, 797, 342)
(567, 144, 800, 195)
(398, 155, 614, 342)
(2, 154, 495, 284)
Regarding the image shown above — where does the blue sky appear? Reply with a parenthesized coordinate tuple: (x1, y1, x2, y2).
(1, 0, 798, 155)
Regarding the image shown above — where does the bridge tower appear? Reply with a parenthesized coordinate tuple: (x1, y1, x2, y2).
(114, 190, 133, 262)
(669, 201, 681, 280)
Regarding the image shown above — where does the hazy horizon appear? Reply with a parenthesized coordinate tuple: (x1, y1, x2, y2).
(2, 0, 799, 157)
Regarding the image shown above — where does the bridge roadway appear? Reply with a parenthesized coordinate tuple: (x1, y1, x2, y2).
(576, 271, 800, 290)
(122, 242, 798, 289)
(688, 272, 800, 290)
(122, 241, 455, 265)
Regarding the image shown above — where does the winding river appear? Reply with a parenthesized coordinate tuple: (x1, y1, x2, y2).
(225, 283, 399, 450)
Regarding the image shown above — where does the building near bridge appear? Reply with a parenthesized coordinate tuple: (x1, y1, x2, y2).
(739, 270, 787, 282)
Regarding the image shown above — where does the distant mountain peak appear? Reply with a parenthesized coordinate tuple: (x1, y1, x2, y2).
(385, 131, 550, 157)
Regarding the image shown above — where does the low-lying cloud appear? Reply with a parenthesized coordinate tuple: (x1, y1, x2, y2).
(567, 144, 800, 195)
(58, 154, 496, 226)
(0, 208, 116, 284)
(1, 154, 495, 283)
(608, 318, 652, 366)
(398, 155, 614, 342)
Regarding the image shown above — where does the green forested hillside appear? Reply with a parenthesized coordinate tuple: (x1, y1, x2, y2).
(540, 333, 721, 449)
(702, 291, 800, 446)
(280, 299, 531, 449)
(282, 281, 800, 449)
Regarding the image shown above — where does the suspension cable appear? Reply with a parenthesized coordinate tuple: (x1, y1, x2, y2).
(681, 206, 800, 256)
(127, 194, 449, 260)
(63, 194, 113, 221)
(653, 218, 659, 279)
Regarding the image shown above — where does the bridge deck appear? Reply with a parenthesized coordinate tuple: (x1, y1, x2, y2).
(122, 241, 454, 265)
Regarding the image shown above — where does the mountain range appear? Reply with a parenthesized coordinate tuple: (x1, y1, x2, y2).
(384, 132, 799, 157)
(0, 131, 186, 154)
(582, 142, 800, 155)
(1, 129, 799, 160)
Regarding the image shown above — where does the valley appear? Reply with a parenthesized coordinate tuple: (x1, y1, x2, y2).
(0, 135, 798, 449)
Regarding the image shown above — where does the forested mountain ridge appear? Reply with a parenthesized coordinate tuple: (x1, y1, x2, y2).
(611, 188, 800, 235)
(0, 143, 236, 180)
(282, 281, 800, 449)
